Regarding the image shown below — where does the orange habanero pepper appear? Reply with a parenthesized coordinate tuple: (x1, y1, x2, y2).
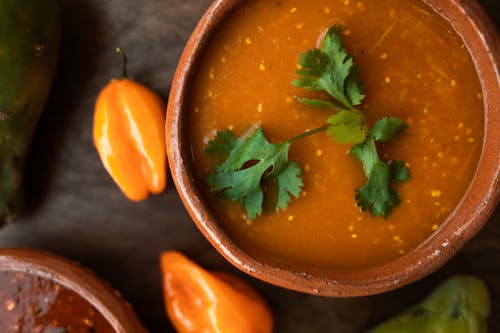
(93, 48, 167, 201)
(160, 251, 274, 333)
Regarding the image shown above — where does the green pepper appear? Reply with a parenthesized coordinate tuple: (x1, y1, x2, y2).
(0, 0, 60, 224)
(367, 276, 490, 333)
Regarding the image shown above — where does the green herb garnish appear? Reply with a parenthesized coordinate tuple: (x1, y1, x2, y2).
(349, 117, 409, 218)
(206, 126, 327, 220)
(292, 26, 365, 108)
(206, 25, 409, 219)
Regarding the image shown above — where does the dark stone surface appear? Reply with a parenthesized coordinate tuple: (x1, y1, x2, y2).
(0, 0, 498, 332)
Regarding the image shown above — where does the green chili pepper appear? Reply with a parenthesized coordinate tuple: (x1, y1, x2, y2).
(367, 276, 490, 333)
(0, 0, 60, 225)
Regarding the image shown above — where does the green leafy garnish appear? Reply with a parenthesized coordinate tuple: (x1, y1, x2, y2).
(349, 118, 409, 218)
(293, 26, 410, 218)
(205, 25, 410, 220)
(292, 25, 365, 110)
(327, 110, 367, 143)
(370, 117, 408, 142)
(206, 128, 303, 220)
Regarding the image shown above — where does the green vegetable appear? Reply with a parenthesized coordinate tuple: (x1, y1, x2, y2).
(293, 25, 365, 110)
(206, 25, 409, 219)
(350, 118, 409, 218)
(293, 25, 409, 218)
(206, 128, 301, 220)
(206, 126, 327, 219)
(0, 0, 60, 225)
(366, 276, 490, 333)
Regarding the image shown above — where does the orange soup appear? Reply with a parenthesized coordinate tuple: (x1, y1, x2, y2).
(187, 0, 484, 269)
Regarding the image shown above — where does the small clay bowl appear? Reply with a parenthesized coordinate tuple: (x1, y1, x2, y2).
(166, 0, 500, 296)
(0, 248, 148, 333)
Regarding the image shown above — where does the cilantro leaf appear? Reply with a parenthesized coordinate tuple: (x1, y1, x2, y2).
(327, 110, 367, 143)
(354, 161, 400, 219)
(349, 139, 380, 174)
(345, 66, 365, 106)
(205, 130, 237, 157)
(370, 117, 407, 143)
(349, 119, 409, 218)
(390, 160, 411, 182)
(276, 161, 303, 210)
(292, 25, 365, 109)
(350, 140, 402, 218)
(206, 127, 303, 219)
(293, 48, 329, 91)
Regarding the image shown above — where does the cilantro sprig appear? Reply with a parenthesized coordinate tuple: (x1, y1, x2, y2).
(205, 25, 409, 220)
(206, 128, 298, 220)
(293, 26, 365, 111)
(206, 126, 328, 220)
(293, 25, 410, 217)
(349, 117, 409, 218)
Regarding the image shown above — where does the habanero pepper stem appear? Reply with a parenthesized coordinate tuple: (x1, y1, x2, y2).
(116, 47, 128, 79)
(93, 48, 167, 201)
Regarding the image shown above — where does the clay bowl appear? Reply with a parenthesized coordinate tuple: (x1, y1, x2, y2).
(166, 0, 500, 296)
(0, 248, 147, 333)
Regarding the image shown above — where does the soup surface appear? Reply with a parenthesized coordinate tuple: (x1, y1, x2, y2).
(187, 0, 484, 269)
(0, 271, 116, 333)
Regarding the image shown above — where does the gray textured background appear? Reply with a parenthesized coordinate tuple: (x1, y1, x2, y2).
(0, 0, 498, 332)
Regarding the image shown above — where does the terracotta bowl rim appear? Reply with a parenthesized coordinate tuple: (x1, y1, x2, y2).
(0, 248, 148, 333)
(166, 0, 500, 296)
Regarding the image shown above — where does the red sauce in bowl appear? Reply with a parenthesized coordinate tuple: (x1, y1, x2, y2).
(0, 271, 116, 333)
